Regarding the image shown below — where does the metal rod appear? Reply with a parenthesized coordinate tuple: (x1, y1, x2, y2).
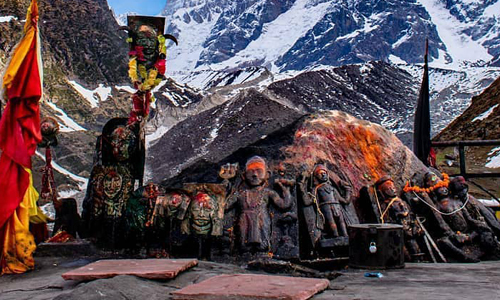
(459, 145, 466, 177)
(423, 235, 437, 263)
(447, 173, 500, 179)
(416, 217, 447, 263)
(432, 140, 500, 147)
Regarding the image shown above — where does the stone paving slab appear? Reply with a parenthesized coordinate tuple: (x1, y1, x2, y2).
(62, 259, 198, 281)
(171, 273, 330, 300)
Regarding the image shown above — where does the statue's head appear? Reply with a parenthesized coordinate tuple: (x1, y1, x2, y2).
(167, 192, 183, 210)
(424, 172, 448, 197)
(313, 164, 329, 184)
(135, 24, 158, 63)
(449, 176, 468, 199)
(39, 117, 59, 147)
(188, 192, 214, 234)
(103, 170, 123, 199)
(276, 162, 286, 177)
(143, 182, 159, 199)
(376, 175, 397, 199)
(244, 156, 268, 187)
(423, 172, 440, 188)
(110, 126, 136, 162)
(192, 193, 212, 219)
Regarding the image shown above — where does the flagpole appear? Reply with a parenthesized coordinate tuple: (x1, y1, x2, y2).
(413, 38, 433, 167)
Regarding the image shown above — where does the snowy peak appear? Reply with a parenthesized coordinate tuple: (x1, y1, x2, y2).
(162, 0, 500, 75)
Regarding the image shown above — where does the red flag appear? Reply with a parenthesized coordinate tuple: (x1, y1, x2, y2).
(0, 0, 42, 275)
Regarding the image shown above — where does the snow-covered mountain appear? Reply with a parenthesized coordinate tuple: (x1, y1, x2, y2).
(162, 0, 500, 75)
(1, 0, 499, 197)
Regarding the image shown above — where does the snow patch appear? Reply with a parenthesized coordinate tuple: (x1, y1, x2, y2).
(473, 104, 498, 122)
(0, 16, 17, 22)
(44, 101, 87, 132)
(165, 7, 221, 74)
(68, 81, 111, 108)
(116, 85, 136, 93)
(388, 55, 407, 64)
(486, 147, 500, 169)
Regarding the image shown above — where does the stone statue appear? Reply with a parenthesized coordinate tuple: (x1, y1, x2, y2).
(125, 183, 169, 256)
(310, 164, 348, 238)
(159, 190, 191, 220)
(449, 176, 500, 237)
(226, 156, 291, 253)
(182, 191, 223, 236)
(270, 162, 299, 259)
(82, 118, 138, 248)
(448, 176, 500, 260)
(121, 16, 177, 126)
(375, 176, 423, 261)
(423, 172, 482, 262)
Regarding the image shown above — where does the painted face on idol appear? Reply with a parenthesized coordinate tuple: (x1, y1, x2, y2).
(136, 24, 158, 64)
(379, 180, 397, 199)
(191, 193, 213, 233)
(313, 165, 329, 183)
(244, 156, 268, 187)
(103, 171, 123, 199)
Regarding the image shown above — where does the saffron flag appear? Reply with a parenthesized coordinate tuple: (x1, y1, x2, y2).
(0, 0, 43, 275)
(413, 39, 434, 167)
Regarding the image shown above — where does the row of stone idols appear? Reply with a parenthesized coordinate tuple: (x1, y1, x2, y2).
(364, 172, 500, 263)
(71, 118, 500, 262)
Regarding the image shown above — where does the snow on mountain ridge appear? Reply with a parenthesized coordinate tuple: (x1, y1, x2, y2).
(161, 0, 500, 74)
(207, 0, 331, 73)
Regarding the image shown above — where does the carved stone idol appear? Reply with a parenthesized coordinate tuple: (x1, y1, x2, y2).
(375, 176, 423, 261)
(226, 156, 291, 254)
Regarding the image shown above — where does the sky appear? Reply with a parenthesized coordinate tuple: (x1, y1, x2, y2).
(108, 0, 167, 16)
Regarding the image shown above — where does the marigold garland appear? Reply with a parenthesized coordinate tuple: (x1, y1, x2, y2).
(403, 173, 450, 194)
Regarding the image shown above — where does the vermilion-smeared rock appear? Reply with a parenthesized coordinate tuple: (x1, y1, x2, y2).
(172, 274, 330, 300)
(62, 259, 198, 281)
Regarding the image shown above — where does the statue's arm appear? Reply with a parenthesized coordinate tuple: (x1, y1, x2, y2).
(338, 180, 352, 205)
(225, 192, 239, 211)
(270, 183, 291, 210)
(298, 175, 313, 206)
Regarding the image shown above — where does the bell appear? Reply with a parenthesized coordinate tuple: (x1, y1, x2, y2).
(369, 242, 377, 254)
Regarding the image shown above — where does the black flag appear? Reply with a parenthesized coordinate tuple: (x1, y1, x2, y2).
(413, 39, 434, 167)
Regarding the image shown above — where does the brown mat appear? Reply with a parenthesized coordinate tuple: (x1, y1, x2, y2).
(62, 259, 198, 281)
(172, 273, 330, 300)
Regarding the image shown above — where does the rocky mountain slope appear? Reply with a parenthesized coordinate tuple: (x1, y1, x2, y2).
(435, 77, 500, 142)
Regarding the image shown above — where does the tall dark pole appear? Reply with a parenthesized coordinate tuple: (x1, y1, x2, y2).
(413, 39, 432, 166)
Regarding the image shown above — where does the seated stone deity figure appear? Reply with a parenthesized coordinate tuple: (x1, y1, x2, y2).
(375, 176, 423, 261)
(449, 176, 500, 237)
(448, 176, 500, 259)
(423, 172, 483, 262)
(225, 156, 291, 253)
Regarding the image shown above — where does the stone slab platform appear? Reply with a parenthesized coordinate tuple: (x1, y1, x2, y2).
(172, 273, 330, 300)
(62, 259, 198, 281)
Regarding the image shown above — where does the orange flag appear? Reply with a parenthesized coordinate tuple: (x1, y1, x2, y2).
(0, 0, 43, 275)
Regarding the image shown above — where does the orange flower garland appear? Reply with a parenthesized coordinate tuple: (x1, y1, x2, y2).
(403, 173, 450, 194)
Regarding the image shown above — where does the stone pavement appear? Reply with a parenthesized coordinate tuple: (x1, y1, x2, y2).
(1, 257, 500, 300)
